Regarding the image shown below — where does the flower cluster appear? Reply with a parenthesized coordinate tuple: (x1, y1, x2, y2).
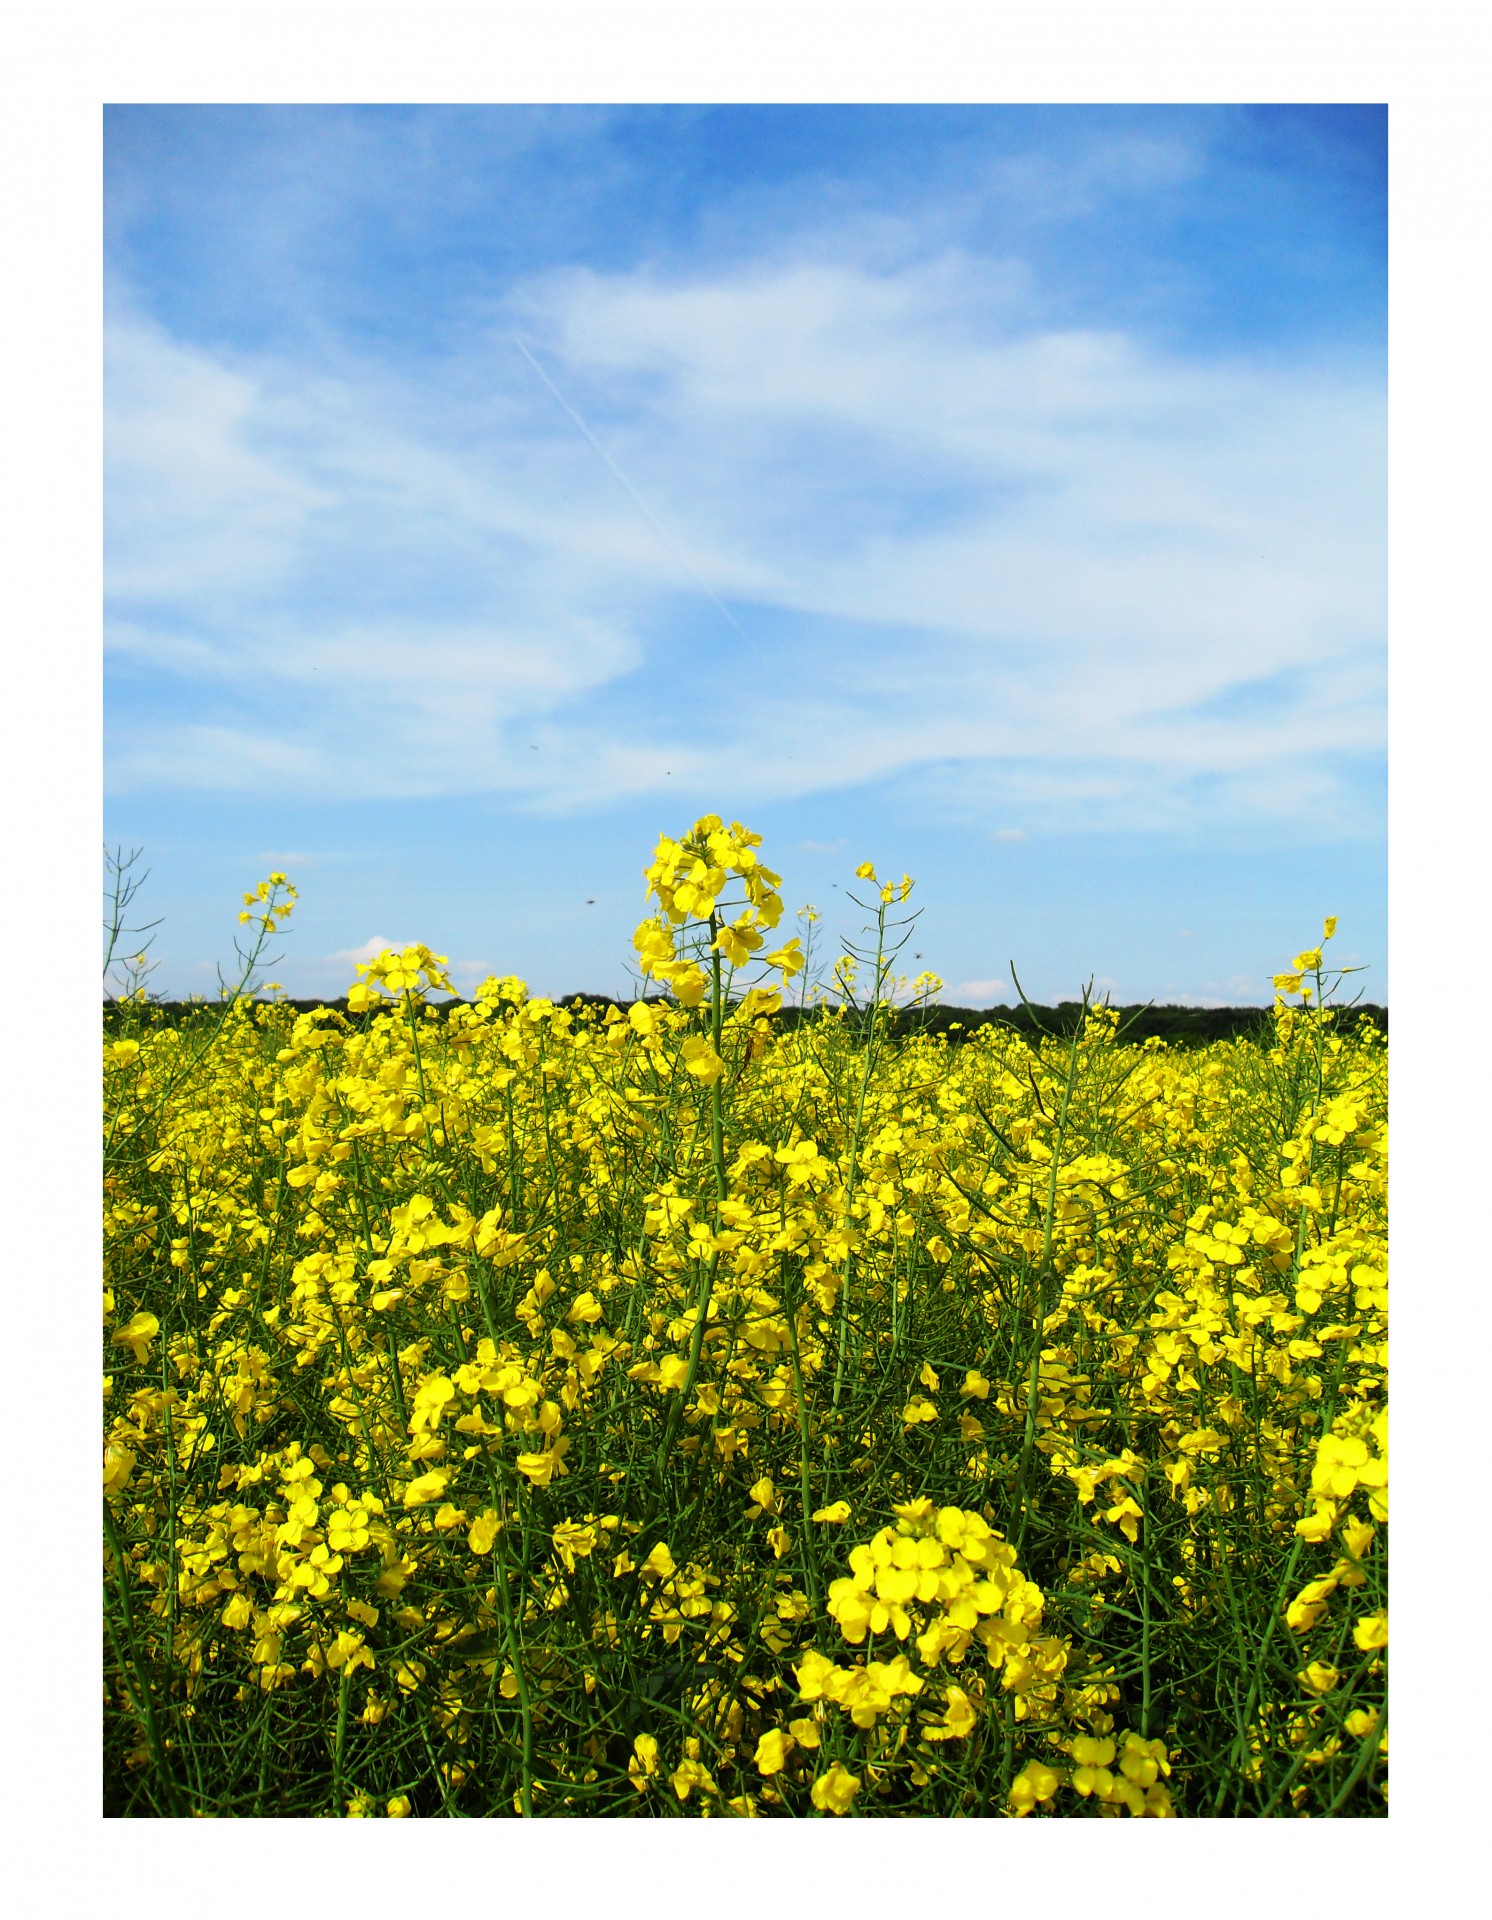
(102, 834, 1385, 1818)
(633, 814, 801, 1010)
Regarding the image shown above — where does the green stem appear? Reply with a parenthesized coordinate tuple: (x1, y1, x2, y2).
(832, 908, 889, 1409)
(103, 1499, 186, 1816)
(486, 1482, 535, 1818)
(331, 1667, 352, 1814)
(1012, 1013, 1083, 1553)
(659, 934, 730, 1475)
(785, 1281, 825, 1622)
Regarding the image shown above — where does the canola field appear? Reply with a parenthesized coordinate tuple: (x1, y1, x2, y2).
(102, 818, 1387, 1818)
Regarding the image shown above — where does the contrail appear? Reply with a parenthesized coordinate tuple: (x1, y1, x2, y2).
(512, 332, 748, 643)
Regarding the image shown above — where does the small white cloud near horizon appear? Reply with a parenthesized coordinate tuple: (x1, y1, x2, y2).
(948, 978, 1010, 1004)
(991, 828, 1028, 844)
(329, 935, 406, 967)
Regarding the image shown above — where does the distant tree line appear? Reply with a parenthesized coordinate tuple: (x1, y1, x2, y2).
(104, 991, 1387, 1048)
(861, 1000, 1389, 1047)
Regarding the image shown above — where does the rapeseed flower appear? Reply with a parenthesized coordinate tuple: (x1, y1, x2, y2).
(754, 1729, 796, 1775)
(102, 861, 1384, 1818)
(811, 1763, 861, 1814)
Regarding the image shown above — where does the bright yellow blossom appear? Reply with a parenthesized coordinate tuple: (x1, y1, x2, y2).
(811, 1762, 861, 1814)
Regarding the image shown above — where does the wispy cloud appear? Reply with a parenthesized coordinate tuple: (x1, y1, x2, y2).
(105, 125, 1383, 843)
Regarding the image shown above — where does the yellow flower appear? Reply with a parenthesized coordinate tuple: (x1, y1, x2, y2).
(221, 1593, 253, 1631)
(671, 1756, 718, 1801)
(629, 1734, 660, 1791)
(680, 1035, 725, 1084)
(1009, 1759, 1061, 1815)
(762, 938, 805, 980)
(103, 1442, 136, 1497)
(754, 1728, 797, 1776)
(327, 1503, 372, 1554)
(660, 962, 707, 1008)
(514, 1441, 569, 1489)
(386, 1795, 412, 1817)
(1294, 1502, 1335, 1543)
(551, 1520, 600, 1571)
(714, 923, 759, 967)
(810, 1762, 861, 1815)
(775, 1138, 830, 1184)
(794, 1650, 842, 1700)
(923, 1686, 977, 1742)
(643, 1542, 677, 1580)
(111, 1311, 159, 1365)
(468, 1510, 500, 1555)
(633, 921, 677, 972)
(1118, 1734, 1171, 1787)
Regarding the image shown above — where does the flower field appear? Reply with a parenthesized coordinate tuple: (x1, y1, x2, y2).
(103, 817, 1387, 1818)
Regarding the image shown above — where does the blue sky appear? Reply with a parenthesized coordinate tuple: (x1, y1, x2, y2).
(103, 104, 1386, 1007)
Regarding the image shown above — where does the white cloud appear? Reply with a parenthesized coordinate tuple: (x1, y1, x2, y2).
(329, 935, 404, 966)
(949, 979, 1010, 1004)
(105, 243, 1383, 830)
(109, 723, 325, 794)
(105, 313, 335, 600)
